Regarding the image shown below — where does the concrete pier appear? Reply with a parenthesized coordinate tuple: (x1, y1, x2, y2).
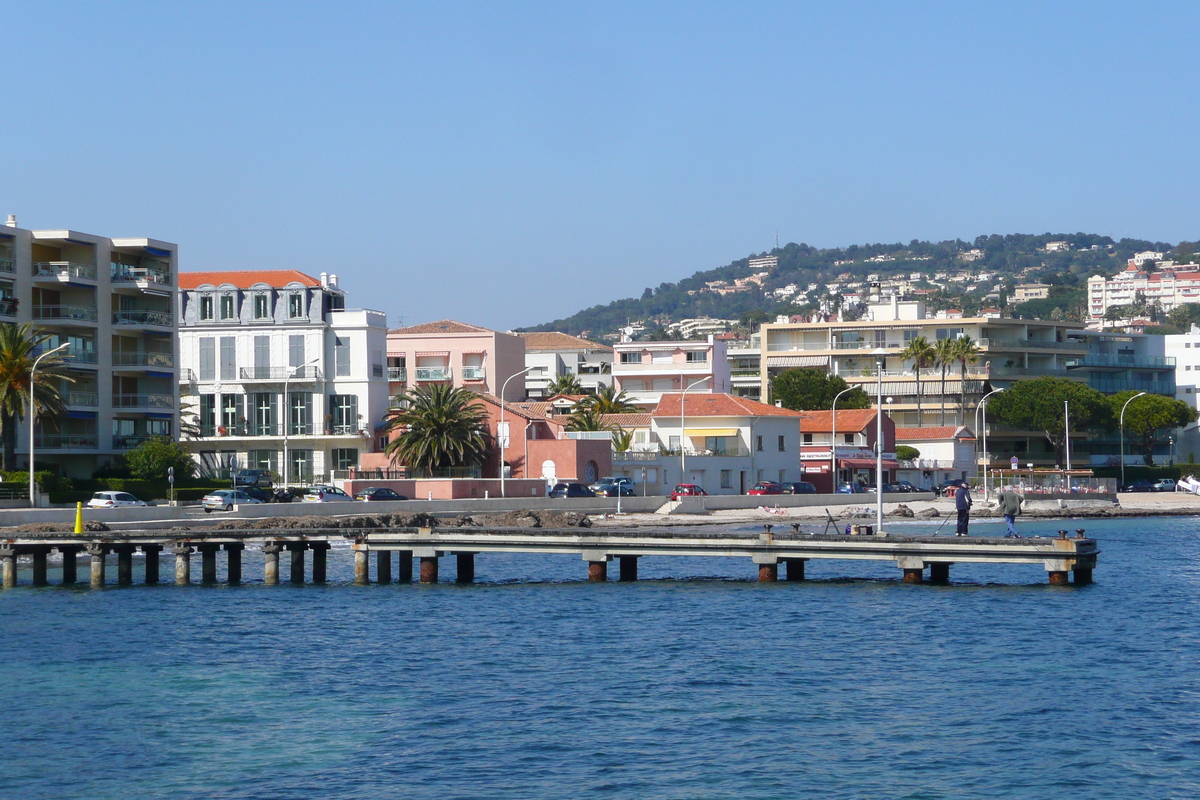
(1048, 571, 1070, 586)
(588, 560, 607, 581)
(928, 563, 951, 584)
(376, 550, 392, 583)
(262, 543, 281, 585)
(143, 545, 161, 584)
(87, 544, 106, 588)
(456, 553, 474, 584)
(173, 544, 193, 585)
(32, 547, 49, 587)
(288, 543, 306, 584)
(903, 568, 924, 584)
(397, 551, 413, 583)
(420, 556, 439, 584)
(309, 542, 329, 582)
(0, 547, 15, 588)
(116, 545, 135, 586)
(354, 549, 369, 584)
(784, 558, 805, 582)
(619, 555, 638, 582)
(61, 546, 78, 584)
(224, 543, 243, 584)
(199, 544, 221, 583)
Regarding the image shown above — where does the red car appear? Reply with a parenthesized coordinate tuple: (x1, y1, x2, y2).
(670, 484, 708, 500)
(747, 481, 785, 495)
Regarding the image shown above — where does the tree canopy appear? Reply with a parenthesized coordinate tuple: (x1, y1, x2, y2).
(382, 384, 491, 474)
(987, 377, 1112, 465)
(771, 369, 870, 411)
(1110, 390, 1196, 466)
(125, 436, 196, 481)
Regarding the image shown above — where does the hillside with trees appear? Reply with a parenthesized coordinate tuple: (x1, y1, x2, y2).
(522, 233, 1196, 339)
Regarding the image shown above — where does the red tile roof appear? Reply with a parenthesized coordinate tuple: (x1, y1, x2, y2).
(518, 332, 611, 351)
(390, 319, 496, 335)
(895, 426, 970, 441)
(600, 413, 651, 428)
(795, 409, 879, 433)
(180, 270, 322, 290)
(652, 394, 802, 418)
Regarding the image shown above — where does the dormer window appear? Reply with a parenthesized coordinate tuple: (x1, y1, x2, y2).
(288, 293, 304, 319)
(199, 294, 214, 321)
(253, 293, 270, 319)
(219, 294, 235, 320)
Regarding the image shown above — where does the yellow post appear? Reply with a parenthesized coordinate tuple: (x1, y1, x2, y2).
(74, 501, 84, 535)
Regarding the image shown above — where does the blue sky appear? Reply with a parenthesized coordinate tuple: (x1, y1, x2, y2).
(3, 1, 1198, 330)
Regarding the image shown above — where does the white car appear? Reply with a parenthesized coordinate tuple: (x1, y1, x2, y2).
(201, 489, 266, 512)
(301, 485, 355, 503)
(88, 491, 148, 508)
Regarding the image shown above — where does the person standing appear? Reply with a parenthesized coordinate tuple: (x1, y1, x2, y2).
(997, 485, 1024, 538)
(955, 480, 973, 536)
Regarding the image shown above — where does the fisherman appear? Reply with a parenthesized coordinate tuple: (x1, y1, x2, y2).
(955, 480, 973, 536)
(997, 484, 1024, 538)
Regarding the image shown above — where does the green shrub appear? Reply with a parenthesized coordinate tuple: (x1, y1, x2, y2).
(124, 437, 196, 481)
(3, 471, 73, 492)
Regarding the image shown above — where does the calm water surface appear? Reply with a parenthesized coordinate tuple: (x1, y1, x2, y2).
(2, 516, 1198, 799)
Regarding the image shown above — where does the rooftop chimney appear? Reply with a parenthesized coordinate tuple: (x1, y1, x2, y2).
(5, 215, 15, 228)
(329, 274, 339, 288)
(320, 272, 329, 287)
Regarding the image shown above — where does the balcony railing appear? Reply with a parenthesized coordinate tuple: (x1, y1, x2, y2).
(0, 258, 14, 274)
(67, 392, 99, 407)
(1019, 338, 1087, 350)
(113, 351, 175, 368)
(237, 366, 323, 381)
(1090, 379, 1176, 395)
(33, 304, 99, 322)
(461, 366, 486, 381)
(34, 261, 98, 282)
(0, 299, 17, 317)
(35, 346, 99, 365)
(1066, 355, 1176, 369)
(113, 394, 175, 409)
(330, 424, 360, 435)
(200, 422, 345, 437)
(415, 367, 452, 381)
(112, 310, 173, 327)
(613, 361, 712, 371)
(112, 435, 155, 450)
(34, 434, 99, 449)
(110, 265, 172, 285)
(387, 367, 407, 382)
(178, 369, 196, 383)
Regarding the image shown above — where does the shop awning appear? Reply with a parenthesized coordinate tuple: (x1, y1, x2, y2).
(685, 428, 739, 437)
(840, 458, 899, 469)
(766, 355, 828, 367)
(415, 351, 450, 357)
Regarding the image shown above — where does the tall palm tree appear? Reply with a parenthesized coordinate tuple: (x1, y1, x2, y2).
(584, 384, 639, 414)
(565, 406, 610, 432)
(953, 336, 981, 426)
(0, 324, 72, 471)
(933, 337, 957, 426)
(382, 383, 491, 476)
(900, 336, 936, 426)
(545, 373, 584, 396)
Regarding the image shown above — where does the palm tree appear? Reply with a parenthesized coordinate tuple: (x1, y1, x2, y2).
(934, 337, 958, 426)
(611, 427, 633, 452)
(900, 336, 936, 426)
(382, 383, 491, 476)
(953, 336, 981, 425)
(0, 324, 72, 471)
(545, 373, 584, 396)
(565, 406, 610, 432)
(584, 384, 639, 414)
(178, 400, 203, 440)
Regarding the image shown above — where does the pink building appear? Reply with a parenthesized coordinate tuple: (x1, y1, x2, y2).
(611, 334, 731, 408)
(387, 319, 526, 401)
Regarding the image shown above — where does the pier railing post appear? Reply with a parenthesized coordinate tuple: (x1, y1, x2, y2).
(32, 546, 49, 587)
(86, 544, 107, 588)
(224, 543, 243, 584)
(0, 547, 16, 588)
(262, 543, 281, 585)
(173, 544, 193, 585)
(60, 546, 78, 585)
(142, 545, 161, 584)
(288, 542, 307, 584)
(309, 542, 329, 583)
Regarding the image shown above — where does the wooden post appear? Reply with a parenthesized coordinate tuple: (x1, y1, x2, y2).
(456, 553, 474, 584)
(619, 556, 638, 582)
(377, 550, 392, 583)
(87, 544, 106, 588)
(142, 545, 161, 584)
(588, 560, 607, 582)
(309, 542, 329, 583)
(115, 546, 134, 586)
(224, 543, 243, 584)
(397, 551, 413, 583)
(0, 547, 16, 589)
(262, 542, 281, 585)
(420, 556, 439, 584)
(784, 558, 805, 582)
(173, 544, 193, 585)
(288, 543, 306, 584)
(60, 546, 78, 585)
(32, 547, 49, 587)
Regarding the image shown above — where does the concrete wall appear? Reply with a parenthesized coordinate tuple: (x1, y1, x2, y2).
(341, 478, 546, 500)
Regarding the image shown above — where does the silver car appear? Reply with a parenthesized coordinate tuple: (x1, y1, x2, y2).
(201, 489, 265, 512)
(301, 485, 355, 503)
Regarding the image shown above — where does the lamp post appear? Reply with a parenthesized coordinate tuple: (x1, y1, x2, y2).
(830, 385, 855, 491)
(680, 377, 709, 488)
(283, 357, 321, 489)
(973, 387, 1004, 501)
(1064, 400, 1072, 472)
(1119, 391, 1147, 488)
(872, 348, 888, 533)
(500, 366, 535, 498)
(29, 341, 69, 508)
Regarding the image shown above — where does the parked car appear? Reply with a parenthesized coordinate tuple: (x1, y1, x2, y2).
(234, 469, 274, 488)
(836, 482, 867, 494)
(670, 484, 708, 500)
(590, 478, 635, 497)
(87, 491, 148, 509)
(1120, 479, 1155, 493)
(240, 486, 275, 503)
(748, 481, 785, 496)
(355, 487, 408, 501)
(549, 482, 596, 498)
(892, 480, 920, 493)
(784, 481, 818, 494)
(301, 485, 355, 503)
(865, 483, 897, 493)
(1153, 478, 1177, 492)
(201, 489, 265, 512)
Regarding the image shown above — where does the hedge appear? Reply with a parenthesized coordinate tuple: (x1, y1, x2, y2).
(51, 479, 231, 504)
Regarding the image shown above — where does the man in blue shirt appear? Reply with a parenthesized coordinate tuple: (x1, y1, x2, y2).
(955, 481, 973, 536)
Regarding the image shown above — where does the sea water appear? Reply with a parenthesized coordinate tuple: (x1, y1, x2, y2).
(1, 516, 1198, 799)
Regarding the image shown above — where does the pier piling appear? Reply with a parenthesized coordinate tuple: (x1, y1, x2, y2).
(456, 553, 474, 584)
(784, 558, 806, 582)
(902, 568, 924, 584)
(928, 563, 951, 584)
(758, 563, 779, 582)
(262, 543, 281, 585)
(199, 544, 221, 584)
(173, 544, 193, 585)
(142, 545, 161, 584)
(309, 542, 329, 582)
(1048, 571, 1070, 586)
(288, 543, 306, 584)
(87, 544, 106, 588)
(619, 555, 638, 581)
(354, 548, 369, 584)
(1073, 567, 1093, 585)
(588, 560, 608, 581)
(116, 545, 135, 586)
(0, 547, 16, 588)
(420, 556, 439, 584)
(376, 550, 392, 583)
(397, 551, 413, 583)
(60, 546, 77, 585)
(32, 547, 49, 587)
(224, 543, 243, 584)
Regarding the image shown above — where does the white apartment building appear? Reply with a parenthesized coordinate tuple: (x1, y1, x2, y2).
(178, 270, 389, 483)
(1088, 265, 1200, 319)
(666, 317, 736, 339)
(612, 335, 732, 408)
(0, 215, 179, 478)
(518, 332, 612, 398)
(1012, 283, 1050, 302)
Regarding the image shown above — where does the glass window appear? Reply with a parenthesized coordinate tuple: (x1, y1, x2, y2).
(199, 394, 216, 433)
(720, 470, 732, 489)
(289, 335, 305, 368)
(219, 294, 235, 320)
(246, 450, 278, 473)
(198, 337, 215, 380)
(335, 336, 350, 377)
(330, 394, 358, 433)
(685, 351, 707, 363)
(254, 336, 270, 378)
(803, 433, 813, 444)
(288, 392, 312, 435)
(756, 435, 764, 452)
(331, 448, 359, 470)
(253, 293, 270, 319)
(619, 352, 642, 364)
(199, 295, 214, 321)
(288, 293, 304, 319)
(778, 435, 786, 452)
(844, 433, 854, 444)
(147, 419, 171, 436)
(289, 449, 313, 482)
(251, 392, 276, 434)
(220, 394, 242, 432)
(219, 337, 236, 381)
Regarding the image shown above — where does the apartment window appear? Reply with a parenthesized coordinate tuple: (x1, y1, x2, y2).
(331, 448, 359, 471)
(219, 337, 236, 381)
(778, 435, 786, 452)
(335, 336, 350, 377)
(686, 351, 707, 363)
(778, 470, 787, 484)
(253, 293, 270, 320)
(199, 394, 216, 433)
(288, 293, 304, 319)
(330, 394, 358, 433)
(720, 470, 732, 489)
(219, 294, 235, 320)
(147, 419, 171, 437)
(198, 337, 215, 380)
(254, 335, 270, 378)
(289, 335, 305, 368)
(251, 392, 276, 434)
(844, 433, 854, 444)
(199, 295, 214, 321)
(1188, 388, 1194, 394)
(288, 391, 313, 435)
(803, 433, 813, 444)
(620, 352, 642, 364)
(289, 449, 313, 482)
(220, 394, 242, 432)
(246, 450, 278, 473)
(756, 435, 764, 452)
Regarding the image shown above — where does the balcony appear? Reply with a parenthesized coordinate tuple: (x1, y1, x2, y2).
(67, 392, 99, 407)
(112, 435, 155, 450)
(461, 366, 486, 381)
(1090, 379, 1176, 395)
(1019, 338, 1087, 351)
(35, 346, 99, 366)
(112, 310, 173, 328)
(387, 367, 407, 382)
(415, 367, 452, 381)
(178, 369, 196, 383)
(34, 261, 98, 283)
(614, 361, 713, 371)
(111, 265, 172, 286)
(0, 258, 14, 274)
(237, 365, 324, 381)
(113, 394, 175, 410)
(34, 433, 99, 449)
(32, 305, 99, 323)
(113, 351, 175, 368)
(1066, 355, 1176, 370)
(0, 298, 17, 317)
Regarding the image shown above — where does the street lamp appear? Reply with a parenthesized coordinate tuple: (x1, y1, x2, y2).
(830, 385, 855, 491)
(974, 387, 1004, 501)
(680, 377, 709, 488)
(1119, 391, 1147, 488)
(499, 366, 535, 498)
(29, 341, 70, 507)
(872, 348, 888, 534)
(283, 357, 321, 489)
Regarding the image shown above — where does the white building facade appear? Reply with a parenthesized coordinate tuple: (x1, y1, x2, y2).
(178, 270, 389, 483)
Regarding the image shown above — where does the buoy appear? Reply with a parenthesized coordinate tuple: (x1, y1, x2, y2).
(74, 501, 84, 535)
